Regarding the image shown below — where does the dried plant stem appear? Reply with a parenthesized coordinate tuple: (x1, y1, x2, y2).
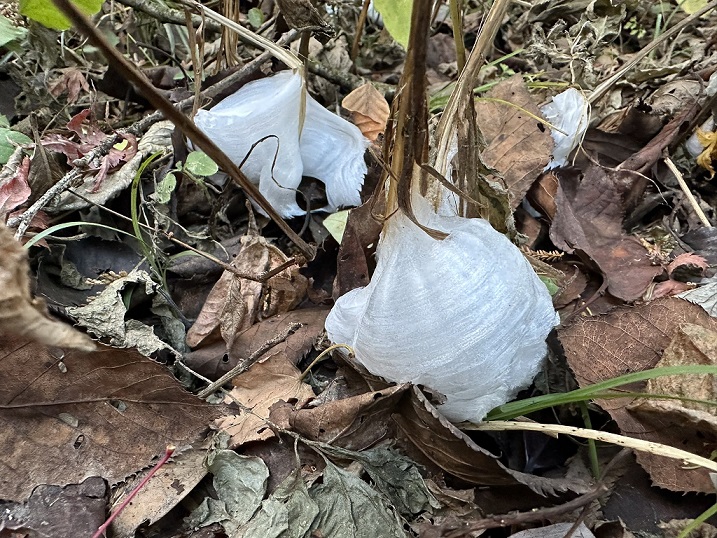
(588, 0, 717, 104)
(92, 446, 175, 538)
(300, 343, 354, 380)
(179, 0, 303, 70)
(197, 322, 302, 398)
(350, 0, 371, 63)
(664, 156, 712, 227)
(443, 484, 608, 537)
(449, 0, 466, 73)
(471, 420, 717, 473)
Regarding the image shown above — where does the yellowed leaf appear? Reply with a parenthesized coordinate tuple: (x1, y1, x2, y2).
(696, 128, 717, 177)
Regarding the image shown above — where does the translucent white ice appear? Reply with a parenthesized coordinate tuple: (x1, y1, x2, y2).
(541, 88, 589, 170)
(325, 197, 560, 423)
(194, 70, 368, 217)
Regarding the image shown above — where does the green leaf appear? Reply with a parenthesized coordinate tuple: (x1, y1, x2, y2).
(0, 14, 27, 47)
(679, 0, 708, 14)
(19, 0, 104, 31)
(0, 115, 9, 128)
(0, 128, 32, 165)
(152, 172, 176, 204)
(539, 275, 560, 296)
(241, 468, 319, 538)
(373, 0, 413, 48)
(184, 150, 219, 177)
(323, 210, 350, 243)
(247, 7, 265, 29)
(309, 460, 406, 538)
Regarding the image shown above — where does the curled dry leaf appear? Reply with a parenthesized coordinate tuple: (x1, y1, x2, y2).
(394, 386, 588, 496)
(186, 231, 308, 349)
(560, 297, 717, 492)
(341, 83, 391, 142)
(667, 252, 709, 281)
(0, 223, 95, 352)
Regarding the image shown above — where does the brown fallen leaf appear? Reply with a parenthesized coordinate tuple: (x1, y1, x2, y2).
(271, 384, 409, 450)
(109, 448, 208, 538)
(215, 353, 315, 448)
(550, 165, 663, 301)
(560, 297, 717, 492)
(334, 196, 382, 298)
(341, 83, 390, 142)
(0, 223, 95, 352)
(186, 230, 308, 349)
(474, 74, 554, 209)
(0, 337, 219, 501)
(185, 308, 329, 380)
(49, 67, 90, 104)
(394, 387, 588, 495)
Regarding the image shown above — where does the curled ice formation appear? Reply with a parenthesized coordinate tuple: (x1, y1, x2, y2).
(325, 197, 559, 423)
(541, 88, 589, 170)
(195, 70, 368, 218)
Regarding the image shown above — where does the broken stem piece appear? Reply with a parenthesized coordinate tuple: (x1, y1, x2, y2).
(470, 420, 717, 473)
(197, 322, 302, 398)
(664, 155, 712, 228)
(92, 446, 175, 538)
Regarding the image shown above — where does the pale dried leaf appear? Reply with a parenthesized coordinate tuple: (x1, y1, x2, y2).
(0, 223, 95, 352)
(341, 83, 390, 142)
(216, 354, 315, 448)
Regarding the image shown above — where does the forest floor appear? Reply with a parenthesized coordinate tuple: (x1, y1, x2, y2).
(2, 0, 717, 537)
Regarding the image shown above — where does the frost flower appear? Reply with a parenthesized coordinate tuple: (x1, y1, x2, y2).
(195, 70, 368, 217)
(325, 196, 559, 423)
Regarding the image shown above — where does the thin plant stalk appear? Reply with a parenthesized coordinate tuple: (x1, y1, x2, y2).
(471, 421, 717, 473)
(449, 0, 466, 72)
(579, 401, 600, 479)
(92, 446, 175, 538)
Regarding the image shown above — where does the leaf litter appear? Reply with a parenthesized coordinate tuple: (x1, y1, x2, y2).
(4, 0, 717, 536)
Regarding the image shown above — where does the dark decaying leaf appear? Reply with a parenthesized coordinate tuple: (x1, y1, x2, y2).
(334, 196, 382, 299)
(550, 165, 663, 301)
(0, 338, 219, 501)
(560, 297, 717, 492)
(186, 449, 268, 535)
(394, 387, 588, 496)
(474, 74, 554, 209)
(320, 444, 440, 517)
(239, 467, 319, 538)
(0, 476, 107, 536)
